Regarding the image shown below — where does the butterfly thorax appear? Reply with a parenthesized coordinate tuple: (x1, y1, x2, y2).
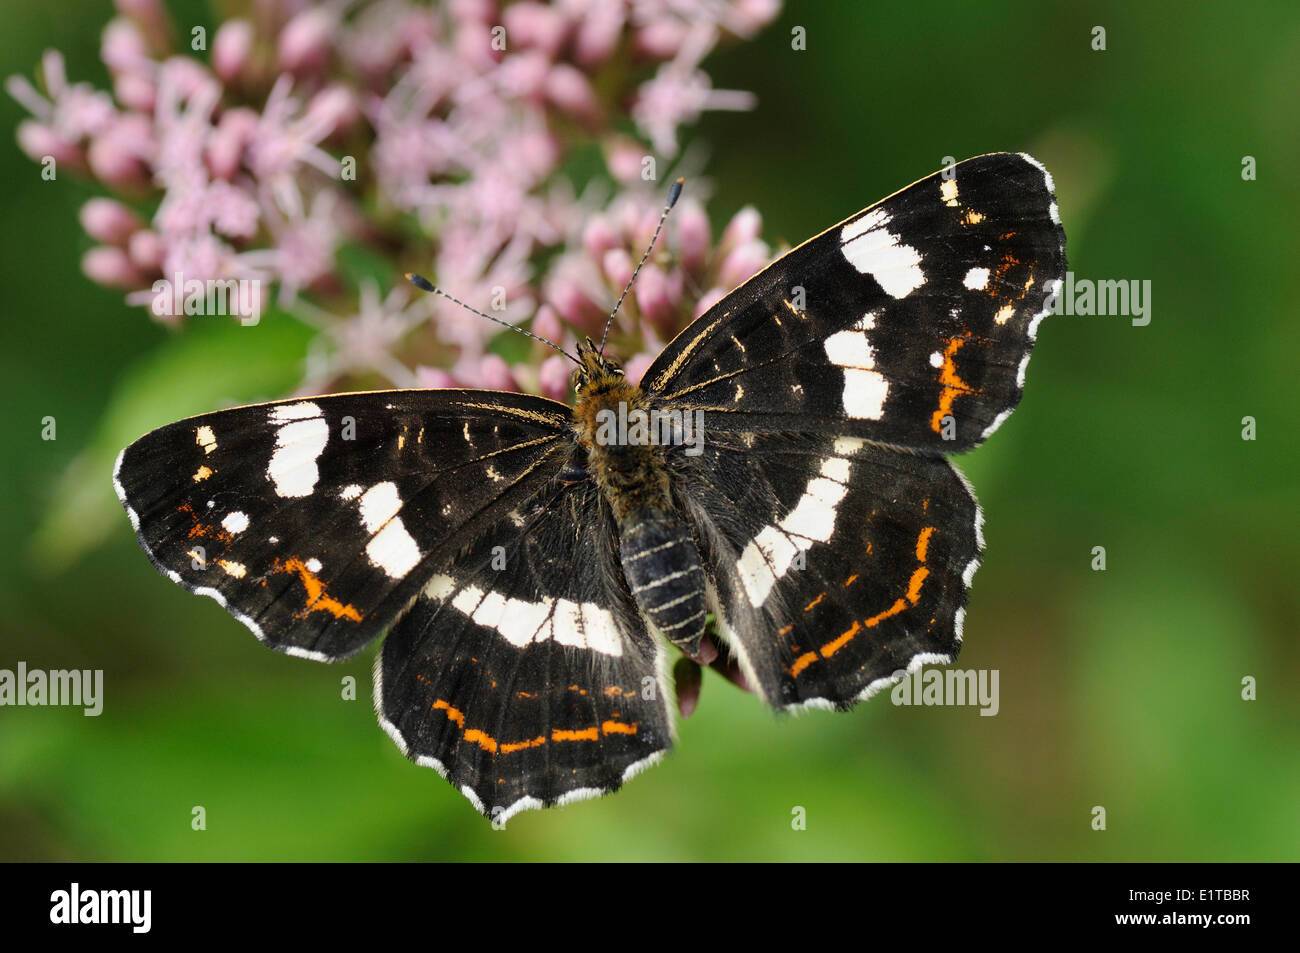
(572, 343, 708, 655)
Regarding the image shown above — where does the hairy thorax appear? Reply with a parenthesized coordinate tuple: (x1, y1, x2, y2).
(573, 373, 671, 520)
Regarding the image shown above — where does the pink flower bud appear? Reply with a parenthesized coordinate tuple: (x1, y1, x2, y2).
(531, 304, 564, 345)
(477, 353, 518, 392)
(87, 124, 149, 186)
(212, 20, 254, 84)
(604, 137, 645, 184)
(545, 261, 606, 334)
(305, 85, 359, 139)
(721, 205, 762, 249)
(15, 120, 82, 166)
(545, 64, 599, 123)
(113, 72, 155, 112)
(538, 353, 571, 401)
(634, 263, 679, 333)
(80, 197, 142, 244)
(503, 2, 565, 57)
(730, 0, 782, 36)
(206, 106, 257, 179)
(113, 0, 172, 54)
(128, 229, 165, 270)
(574, 2, 624, 66)
(101, 18, 149, 75)
(693, 286, 726, 318)
(601, 248, 633, 290)
(582, 217, 619, 263)
(719, 239, 770, 291)
(160, 56, 213, 100)
(82, 245, 142, 288)
(278, 8, 334, 75)
(674, 198, 711, 273)
(623, 352, 655, 386)
(497, 50, 550, 100)
(635, 20, 690, 60)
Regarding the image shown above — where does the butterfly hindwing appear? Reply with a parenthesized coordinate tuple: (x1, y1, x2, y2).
(376, 477, 674, 819)
(114, 390, 572, 660)
(643, 152, 1065, 451)
(673, 432, 982, 710)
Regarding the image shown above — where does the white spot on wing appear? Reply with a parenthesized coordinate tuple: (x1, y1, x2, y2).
(195, 426, 217, 454)
(442, 585, 623, 656)
(356, 481, 422, 579)
(824, 329, 888, 420)
(270, 401, 323, 423)
(963, 266, 990, 290)
(737, 456, 853, 607)
(221, 511, 249, 534)
(267, 405, 328, 498)
(840, 210, 925, 298)
(358, 482, 402, 532)
(940, 177, 959, 206)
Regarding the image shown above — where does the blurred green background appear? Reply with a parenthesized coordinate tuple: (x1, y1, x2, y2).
(1, 1, 1296, 861)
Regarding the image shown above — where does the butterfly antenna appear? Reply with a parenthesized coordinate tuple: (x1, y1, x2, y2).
(599, 176, 684, 356)
(405, 272, 581, 367)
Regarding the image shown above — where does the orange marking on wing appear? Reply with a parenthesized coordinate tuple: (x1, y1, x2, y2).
(192, 466, 213, 482)
(176, 501, 234, 542)
(916, 526, 935, 562)
(778, 623, 794, 636)
(278, 557, 363, 622)
(602, 719, 638, 736)
(500, 736, 547, 754)
(792, 526, 937, 677)
(803, 592, 826, 613)
(433, 699, 465, 726)
(553, 727, 599, 742)
(604, 686, 625, 696)
(930, 333, 974, 433)
(906, 566, 930, 603)
(819, 620, 861, 660)
(863, 598, 908, 628)
(789, 651, 818, 677)
(464, 729, 498, 754)
(843, 574, 859, 587)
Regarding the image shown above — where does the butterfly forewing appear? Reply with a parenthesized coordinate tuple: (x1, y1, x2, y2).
(643, 152, 1065, 451)
(115, 390, 572, 660)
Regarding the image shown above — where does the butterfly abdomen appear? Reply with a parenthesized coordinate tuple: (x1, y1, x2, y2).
(575, 370, 707, 654)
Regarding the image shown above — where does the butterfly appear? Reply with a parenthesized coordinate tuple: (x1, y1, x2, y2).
(115, 152, 1065, 824)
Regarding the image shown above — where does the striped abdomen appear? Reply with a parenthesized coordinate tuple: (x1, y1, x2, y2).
(617, 512, 707, 654)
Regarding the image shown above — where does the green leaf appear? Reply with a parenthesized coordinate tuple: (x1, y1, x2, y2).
(31, 313, 313, 574)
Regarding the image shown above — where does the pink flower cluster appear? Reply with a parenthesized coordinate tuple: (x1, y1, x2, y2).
(9, 0, 781, 397)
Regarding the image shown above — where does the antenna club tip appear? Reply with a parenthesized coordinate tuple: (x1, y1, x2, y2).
(406, 272, 436, 292)
(667, 177, 684, 208)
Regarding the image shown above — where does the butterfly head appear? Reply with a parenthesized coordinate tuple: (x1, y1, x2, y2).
(573, 337, 626, 398)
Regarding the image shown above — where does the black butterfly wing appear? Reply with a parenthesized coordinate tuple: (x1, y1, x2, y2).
(642, 152, 1065, 451)
(672, 432, 982, 710)
(114, 390, 573, 661)
(375, 476, 675, 821)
